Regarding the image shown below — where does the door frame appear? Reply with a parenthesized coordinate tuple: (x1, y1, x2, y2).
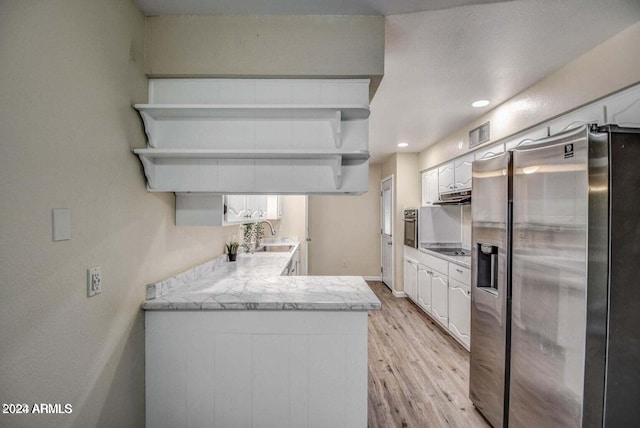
(303, 195, 309, 275)
(380, 174, 394, 290)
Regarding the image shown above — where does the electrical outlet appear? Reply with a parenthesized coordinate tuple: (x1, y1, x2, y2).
(87, 267, 102, 297)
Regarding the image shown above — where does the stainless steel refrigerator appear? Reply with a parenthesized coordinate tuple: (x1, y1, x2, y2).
(469, 124, 640, 427)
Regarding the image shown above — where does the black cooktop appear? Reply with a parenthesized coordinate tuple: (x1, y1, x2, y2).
(422, 246, 470, 257)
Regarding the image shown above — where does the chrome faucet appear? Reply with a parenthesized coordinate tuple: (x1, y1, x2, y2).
(259, 220, 277, 236)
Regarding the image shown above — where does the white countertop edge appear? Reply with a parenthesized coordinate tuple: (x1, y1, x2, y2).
(142, 301, 381, 311)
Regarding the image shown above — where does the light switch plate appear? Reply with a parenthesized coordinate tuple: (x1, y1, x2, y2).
(52, 208, 71, 241)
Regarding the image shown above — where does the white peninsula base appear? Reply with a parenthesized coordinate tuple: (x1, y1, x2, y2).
(146, 310, 369, 428)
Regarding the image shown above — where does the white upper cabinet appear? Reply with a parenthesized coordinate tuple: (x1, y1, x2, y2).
(454, 155, 473, 191)
(504, 127, 549, 151)
(246, 195, 268, 220)
(224, 195, 280, 223)
(438, 162, 455, 194)
(265, 195, 282, 220)
(474, 143, 505, 161)
(175, 194, 282, 226)
(605, 85, 640, 127)
(548, 103, 604, 136)
(225, 195, 249, 223)
(134, 79, 371, 194)
(437, 154, 473, 195)
(421, 169, 439, 205)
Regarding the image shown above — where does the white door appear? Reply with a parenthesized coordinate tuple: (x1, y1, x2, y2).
(381, 176, 393, 289)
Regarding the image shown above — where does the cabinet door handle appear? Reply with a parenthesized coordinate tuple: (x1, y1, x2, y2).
(456, 268, 463, 274)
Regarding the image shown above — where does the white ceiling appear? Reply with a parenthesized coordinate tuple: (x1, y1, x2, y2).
(369, 0, 640, 162)
(135, 0, 640, 163)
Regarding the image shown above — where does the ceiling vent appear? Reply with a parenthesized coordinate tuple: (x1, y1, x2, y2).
(469, 121, 490, 149)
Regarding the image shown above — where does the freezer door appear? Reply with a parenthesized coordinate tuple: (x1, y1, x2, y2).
(510, 127, 589, 427)
(604, 127, 640, 427)
(469, 151, 510, 428)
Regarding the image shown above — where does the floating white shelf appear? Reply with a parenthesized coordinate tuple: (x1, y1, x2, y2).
(136, 155, 368, 194)
(133, 148, 370, 160)
(133, 79, 371, 195)
(133, 104, 370, 120)
(135, 104, 369, 149)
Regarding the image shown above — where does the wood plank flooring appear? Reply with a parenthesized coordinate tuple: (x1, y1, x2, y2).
(367, 281, 490, 428)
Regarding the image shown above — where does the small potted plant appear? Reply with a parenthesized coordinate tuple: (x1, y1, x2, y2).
(225, 240, 239, 262)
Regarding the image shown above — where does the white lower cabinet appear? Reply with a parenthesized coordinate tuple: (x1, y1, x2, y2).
(417, 265, 432, 314)
(403, 258, 418, 302)
(404, 248, 471, 351)
(430, 269, 449, 329)
(448, 278, 471, 350)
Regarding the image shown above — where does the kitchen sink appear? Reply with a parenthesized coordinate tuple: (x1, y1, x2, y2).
(256, 245, 293, 253)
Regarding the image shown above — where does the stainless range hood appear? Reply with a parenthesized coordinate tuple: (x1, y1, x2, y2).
(433, 190, 471, 205)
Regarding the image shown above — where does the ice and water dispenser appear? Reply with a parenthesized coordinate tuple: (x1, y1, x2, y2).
(477, 243, 499, 293)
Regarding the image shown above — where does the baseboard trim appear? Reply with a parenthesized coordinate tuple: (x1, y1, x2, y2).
(363, 276, 382, 281)
(392, 290, 407, 298)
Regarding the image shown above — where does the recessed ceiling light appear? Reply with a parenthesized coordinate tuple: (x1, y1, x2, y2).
(397, 142, 409, 148)
(472, 99, 490, 108)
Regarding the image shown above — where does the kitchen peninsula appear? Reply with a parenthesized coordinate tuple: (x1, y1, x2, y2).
(142, 240, 381, 428)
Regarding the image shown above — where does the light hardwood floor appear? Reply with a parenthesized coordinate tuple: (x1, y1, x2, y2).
(367, 281, 490, 428)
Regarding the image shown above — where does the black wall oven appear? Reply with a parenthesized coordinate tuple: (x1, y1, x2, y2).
(403, 208, 418, 248)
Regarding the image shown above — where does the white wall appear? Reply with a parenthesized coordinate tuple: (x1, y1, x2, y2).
(0, 2, 237, 427)
(144, 15, 385, 98)
(308, 165, 381, 276)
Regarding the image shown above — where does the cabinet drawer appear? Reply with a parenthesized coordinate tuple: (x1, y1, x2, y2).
(448, 263, 470, 285)
(417, 251, 448, 276)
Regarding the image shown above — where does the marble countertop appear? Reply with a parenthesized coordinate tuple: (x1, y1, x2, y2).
(142, 240, 381, 311)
